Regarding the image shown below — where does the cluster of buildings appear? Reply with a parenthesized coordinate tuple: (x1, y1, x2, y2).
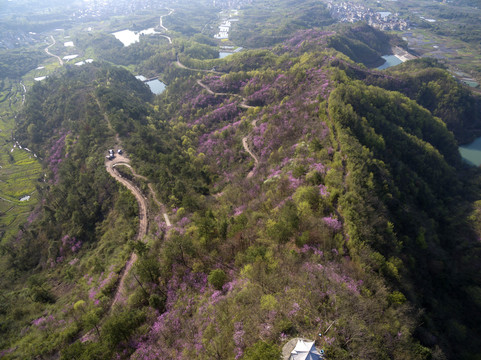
(214, 10, 239, 40)
(214, 20, 232, 39)
(327, 2, 408, 31)
(70, 0, 167, 20)
(1, 0, 167, 49)
(213, 0, 252, 9)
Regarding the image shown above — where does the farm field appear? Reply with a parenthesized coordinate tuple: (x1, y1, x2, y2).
(0, 79, 42, 243)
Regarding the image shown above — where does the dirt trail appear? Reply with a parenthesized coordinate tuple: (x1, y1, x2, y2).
(195, 80, 259, 177)
(196, 79, 254, 110)
(113, 163, 171, 226)
(148, 183, 171, 226)
(113, 162, 148, 181)
(159, 8, 174, 32)
(44, 35, 63, 66)
(20, 81, 26, 104)
(160, 35, 172, 44)
(242, 136, 259, 178)
(106, 155, 148, 307)
(96, 99, 170, 308)
(176, 55, 224, 74)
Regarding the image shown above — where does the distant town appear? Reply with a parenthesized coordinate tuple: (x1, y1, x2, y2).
(327, 1, 408, 31)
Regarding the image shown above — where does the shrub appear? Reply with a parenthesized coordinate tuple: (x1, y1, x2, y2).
(208, 269, 227, 290)
(242, 341, 281, 360)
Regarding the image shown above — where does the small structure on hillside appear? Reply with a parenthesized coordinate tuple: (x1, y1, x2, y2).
(282, 338, 323, 360)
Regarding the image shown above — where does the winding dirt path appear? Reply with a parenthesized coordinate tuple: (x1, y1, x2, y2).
(106, 155, 148, 307)
(196, 79, 254, 110)
(20, 81, 26, 104)
(159, 8, 174, 32)
(242, 135, 259, 178)
(196, 79, 229, 96)
(176, 55, 224, 74)
(195, 79, 259, 177)
(157, 9, 173, 44)
(148, 183, 171, 226)
(160, 34, 172, 44)
(44, 35, 63, 66)
(96, 99, 170, 308)
(113, 163, 171, 227)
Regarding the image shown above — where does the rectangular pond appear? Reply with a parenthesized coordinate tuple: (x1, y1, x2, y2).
(219, 52, 232, 58)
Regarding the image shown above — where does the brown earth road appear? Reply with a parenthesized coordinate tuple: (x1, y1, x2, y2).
(106, 155, 148, 308)
(196, 79, 229, 96)
(196, 79, 254, 110)
(45, 35, 64, 66)
(176, 55, 224, 74)
(96, 98, 170, 309)
(113, 162, 148, 181)
(243, 136, 259, 178)
(159, 8, 174, 32)
(148, 183, 172, 226)
(113, 163, 172, 226)
(81, 151, 170, 341)
(160, 35, 172, 44)
(195, 79, 258, 177)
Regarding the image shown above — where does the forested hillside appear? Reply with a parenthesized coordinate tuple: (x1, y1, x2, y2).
(2, 7, 481, 360)
(327, 23, 405, 67)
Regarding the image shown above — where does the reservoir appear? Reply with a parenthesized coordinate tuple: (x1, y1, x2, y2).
(219, 52, 232, 59)
(377, 55, 403, 70)
(146, 79, 166, 95)
(459, 137, 481, 166)
(112, 28, 159, 46)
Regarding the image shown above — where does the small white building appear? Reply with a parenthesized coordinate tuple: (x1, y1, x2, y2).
(283, 338, 323, 360)
(214, 32, 228, 39)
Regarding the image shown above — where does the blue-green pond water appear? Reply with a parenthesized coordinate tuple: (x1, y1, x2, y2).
(377, 55, 403, 70)
(460, 137, 481, 166)
(146, 79, 166, 95)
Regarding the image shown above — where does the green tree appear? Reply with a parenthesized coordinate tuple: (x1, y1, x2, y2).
(242, 341, 281, 360)
(208, 269, 227, 290)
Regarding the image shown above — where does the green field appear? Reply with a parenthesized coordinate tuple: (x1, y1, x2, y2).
(0, 79, 43, 243)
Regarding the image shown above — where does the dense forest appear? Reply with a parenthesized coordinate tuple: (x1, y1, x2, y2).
(0, 49, 45, 78)
(1, 3, 481, 360)
(326, 23, 406, 68)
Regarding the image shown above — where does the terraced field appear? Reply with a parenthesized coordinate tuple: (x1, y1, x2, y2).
(0, 79, 43, 243)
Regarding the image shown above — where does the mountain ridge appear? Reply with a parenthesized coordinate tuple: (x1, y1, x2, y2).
(2, 20, 481, 360)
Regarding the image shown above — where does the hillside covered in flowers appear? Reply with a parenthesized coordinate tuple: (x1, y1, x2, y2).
(3, 18, 481, 360)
